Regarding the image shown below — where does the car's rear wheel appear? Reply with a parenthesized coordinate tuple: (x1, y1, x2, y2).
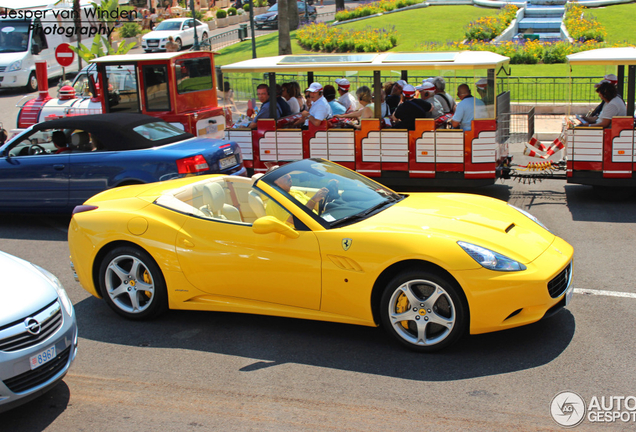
(26, 72, 38, 92)
(98, 246, 168, 320)
(175, 37, 182, 51)
(380, 270, 467, 352)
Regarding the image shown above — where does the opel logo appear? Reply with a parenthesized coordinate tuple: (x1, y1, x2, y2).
(24, 318, 41, 335)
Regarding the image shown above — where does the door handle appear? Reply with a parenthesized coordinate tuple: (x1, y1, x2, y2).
(53, 164, 65, 171)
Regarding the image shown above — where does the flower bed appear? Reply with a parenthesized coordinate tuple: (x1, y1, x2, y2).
(419, 39, 632, 65)
(465, 4, 518, 42)
(335, 0, 422, 22)
(297, 23, 397, 52)
(564, 1, 606, 42)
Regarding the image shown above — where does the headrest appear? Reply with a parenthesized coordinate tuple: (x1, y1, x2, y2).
(71, 131, 89, 147)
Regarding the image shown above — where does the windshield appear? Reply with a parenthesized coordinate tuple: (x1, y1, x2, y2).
(0, 20, 29, 53)
(154, 21, 182, 31)
(261, 159, 402, 227)
(133, 122, 185, 141)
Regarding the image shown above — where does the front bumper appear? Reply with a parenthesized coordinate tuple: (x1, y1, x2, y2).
(141, 39, 167, 51)
(455, 235, 574, 335)
(0, 70, 28, 88)
(0, 304, 78, 413)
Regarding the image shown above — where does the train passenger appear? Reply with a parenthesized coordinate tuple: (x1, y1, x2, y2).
(300, 83, 333, 127)
(333, 86, 375, 122)
(323, 85, 347, 115)
(391, 84, 433, 130)
(386, 79, 407, 115)
(281, 82, 301, 114)
(291, 82, 307, 111)
(416, 81, 443, 118)
(275, 84, 292, 117)
(335, 78, 359, 113)
(432, 76, 456, 114)
(581, 74, 620, 123)
(450, 84, 485, 131)
(248, 84, 290, 129)
(582, 81, 626, 128)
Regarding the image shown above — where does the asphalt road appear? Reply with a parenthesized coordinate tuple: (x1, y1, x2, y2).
(1, 85, 636, 431)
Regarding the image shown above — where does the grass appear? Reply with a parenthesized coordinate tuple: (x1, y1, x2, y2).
(214, 4, 634, 79)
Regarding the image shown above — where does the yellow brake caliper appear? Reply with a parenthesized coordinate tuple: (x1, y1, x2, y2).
(143, 270, 152, 299)
(395, 292, 410, 330)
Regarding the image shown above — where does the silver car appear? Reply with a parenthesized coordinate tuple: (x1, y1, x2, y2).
(0, 251, 78, 412)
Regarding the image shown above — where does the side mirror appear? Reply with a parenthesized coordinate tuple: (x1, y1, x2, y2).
(183, 25, 190, 29)
(31, 42, 40, 55)
(252, 216, 299, 239)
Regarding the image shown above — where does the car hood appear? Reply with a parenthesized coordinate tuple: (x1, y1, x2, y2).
(142, 30, 180, 40)
(0, 51, 27, 66)
(255, 12, 277, 19)
(0, 251, 58, 324)
(355, 193, 555, 263)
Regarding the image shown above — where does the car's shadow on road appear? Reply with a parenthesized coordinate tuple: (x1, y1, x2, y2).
(74, 296, 575, 381)
(0, 382, 70, 429)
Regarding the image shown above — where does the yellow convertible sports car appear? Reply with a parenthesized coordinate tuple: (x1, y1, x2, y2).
(69, 159, 574, 352)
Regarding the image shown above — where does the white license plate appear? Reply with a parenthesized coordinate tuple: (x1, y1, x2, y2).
(30, 345, 57, 370)
(565, 284, 574, 306)
(219, 155, 236, 170)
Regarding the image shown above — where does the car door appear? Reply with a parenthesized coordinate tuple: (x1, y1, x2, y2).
(0, 130, 69, 209)
(175, 198, 322, 310)
(183, 20, 195, 46)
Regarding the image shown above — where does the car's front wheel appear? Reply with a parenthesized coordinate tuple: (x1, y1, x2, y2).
(98, 246, 168, 320)
(175, 37, 183, 51)
(26, 72, 38, 92)
(380, 270, 467, 352)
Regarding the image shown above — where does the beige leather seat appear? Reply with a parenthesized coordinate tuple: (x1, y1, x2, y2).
(200, 182, 241, 222)
(247, 190, 266, 218)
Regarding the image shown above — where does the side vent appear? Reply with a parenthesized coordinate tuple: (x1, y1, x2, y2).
(327, 255, 364, 272)
(505, 223, 515, 233)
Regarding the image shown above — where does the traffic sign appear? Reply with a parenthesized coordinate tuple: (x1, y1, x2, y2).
(55, 43, 75, 68)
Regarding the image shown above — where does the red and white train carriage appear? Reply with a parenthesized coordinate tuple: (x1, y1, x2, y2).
(221, 51, 510, 187)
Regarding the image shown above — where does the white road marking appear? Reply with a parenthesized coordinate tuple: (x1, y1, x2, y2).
(574, 288, 636, 299)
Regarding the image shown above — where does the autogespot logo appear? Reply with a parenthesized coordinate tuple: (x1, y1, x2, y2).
(551, 391, 586, 428)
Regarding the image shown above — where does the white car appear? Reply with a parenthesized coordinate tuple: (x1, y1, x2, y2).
(0, 251, 78, 412)
(141, 18, 209, 52)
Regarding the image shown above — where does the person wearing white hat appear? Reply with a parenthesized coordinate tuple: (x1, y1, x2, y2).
(300, 82, 332, 127)
(386, 79, 407, 114)
(335, 78, 358, 113)
(582, 73, 622, 123)
(390, 84, 433, 130)
(579, 81, 626, 128)
(416, 80, 443, 118)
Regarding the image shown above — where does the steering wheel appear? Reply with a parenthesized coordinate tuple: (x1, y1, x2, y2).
(318, 180, 340, 215)
(29, 144, 46, 155)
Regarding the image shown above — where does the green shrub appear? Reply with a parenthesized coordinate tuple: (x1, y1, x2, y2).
(297, 23, 398, 53)
(465, 4, 518, 42)
(564, 1, 606, 42)
(243, 3, 250, 11)
(335, 0, 421, 22)
(216, 9, 227, 18)
(227, 7, 237, 16)
(120, 22, 141, 38)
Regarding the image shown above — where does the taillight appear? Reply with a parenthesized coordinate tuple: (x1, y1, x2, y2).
(176, 155, 209, 174)
(72, 205, 98, 215)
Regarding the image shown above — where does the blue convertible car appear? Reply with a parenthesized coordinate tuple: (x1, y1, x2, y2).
(0, 113, 246, 212)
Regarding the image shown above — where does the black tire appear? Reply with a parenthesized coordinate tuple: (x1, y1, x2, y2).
(380, 270, 467, 352)
(175, 38, 183, 51)
(26, 72, 38, 92)
(98, 246, 168, 320)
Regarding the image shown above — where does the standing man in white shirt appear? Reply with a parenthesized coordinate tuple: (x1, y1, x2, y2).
(301, 83, 332, 127)
(335, 78, 358, 113)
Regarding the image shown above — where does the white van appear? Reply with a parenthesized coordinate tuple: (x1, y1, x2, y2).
(0, 1, 94, 92)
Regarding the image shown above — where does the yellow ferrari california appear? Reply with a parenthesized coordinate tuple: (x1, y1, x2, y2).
(69, 159, 574, 352)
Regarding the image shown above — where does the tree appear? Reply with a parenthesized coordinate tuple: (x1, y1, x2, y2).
(278, 0, 292, 55)
(73, 0, 82, 69)
(335, 0, 345, 12)
(288, 0, 299, 31)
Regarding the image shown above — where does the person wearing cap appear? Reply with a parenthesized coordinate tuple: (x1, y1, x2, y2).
(432, 76, 456, 114)
(335, 78, 358, 113)
(248, 84, 290, 129)
(386, 79, 407, 115)
(579, 81, 626, 128)
(581, 74, 620, 123)
(416, 81, 443, 119)
(451, 83, 485, 131)
(333, 86, 374, 124)
(300, 82, 332, 127)
(323, 85, 347, 115)
(390, 84, 433, 130)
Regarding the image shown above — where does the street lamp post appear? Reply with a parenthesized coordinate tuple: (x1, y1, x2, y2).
(249, 0, 257, 58)
(191, 0, 200, 50)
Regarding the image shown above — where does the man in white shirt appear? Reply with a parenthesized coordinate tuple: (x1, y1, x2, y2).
(335, 78, 358, 113)
(416, 80, 443, 118)
(301, 82, 332, 127)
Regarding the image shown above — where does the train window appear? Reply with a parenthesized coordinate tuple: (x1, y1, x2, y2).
(105, 64, 140, 113)
(175, 57, 213, 94)
(142, 65, 170, 111)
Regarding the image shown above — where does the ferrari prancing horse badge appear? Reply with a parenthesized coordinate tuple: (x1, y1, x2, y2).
(342, 238, 352, 251)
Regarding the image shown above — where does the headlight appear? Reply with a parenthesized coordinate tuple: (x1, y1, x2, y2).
(32, 263, 74, 316)
(7, 60, 21, 72)
(508, 204, 551, 233)
(268, 15, 277, 20)
(458, 241, 527, 272)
